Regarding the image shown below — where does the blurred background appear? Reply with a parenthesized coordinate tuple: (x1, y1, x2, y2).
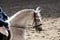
(0, 0, 60, 18)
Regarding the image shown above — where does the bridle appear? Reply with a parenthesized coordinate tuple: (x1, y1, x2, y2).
(31, 12, 42, 28)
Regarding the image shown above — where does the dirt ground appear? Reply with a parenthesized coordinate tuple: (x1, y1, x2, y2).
(26, 18, 60, 40)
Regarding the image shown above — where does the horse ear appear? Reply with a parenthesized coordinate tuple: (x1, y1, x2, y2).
(35, 7, 41, 13)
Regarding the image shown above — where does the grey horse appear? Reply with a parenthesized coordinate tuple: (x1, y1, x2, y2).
(6, 7, 42, 40)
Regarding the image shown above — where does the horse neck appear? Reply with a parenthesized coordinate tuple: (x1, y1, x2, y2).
(9, 12, 34, 27)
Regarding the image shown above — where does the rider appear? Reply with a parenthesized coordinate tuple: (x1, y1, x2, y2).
(0, 7, 9, 29)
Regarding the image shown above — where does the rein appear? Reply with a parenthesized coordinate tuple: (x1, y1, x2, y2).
(11, 25, 26, 29)
(10, 12, 42, 29)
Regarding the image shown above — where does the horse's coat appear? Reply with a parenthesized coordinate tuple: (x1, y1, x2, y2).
(7, 7, 42, 40)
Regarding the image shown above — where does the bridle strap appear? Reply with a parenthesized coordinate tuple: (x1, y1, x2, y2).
(33, 12, 37, 26)
(33, 12, 42, 28)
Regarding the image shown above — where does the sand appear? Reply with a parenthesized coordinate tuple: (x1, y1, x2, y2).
(26, 18, 60, 40)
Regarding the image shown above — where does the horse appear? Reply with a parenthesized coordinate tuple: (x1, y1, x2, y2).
(7, 7, 42, 40)
(0, 27, 10, 40)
